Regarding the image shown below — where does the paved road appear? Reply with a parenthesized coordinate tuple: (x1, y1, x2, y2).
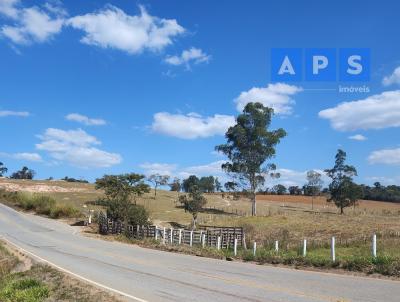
(0, 203, 399, 302)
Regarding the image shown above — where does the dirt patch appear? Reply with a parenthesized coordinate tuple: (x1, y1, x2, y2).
(256, 194, 400, 210)
(0, 182, 87, 193)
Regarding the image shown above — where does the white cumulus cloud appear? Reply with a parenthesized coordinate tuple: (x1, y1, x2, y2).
(13, 152, 42, 162)
(348, 134, 367, 141)
(270, 168, 329, 188)
(234, 83, 303, 114)
(382, 66, 400, 86)
(319, 90, 400, 131)
(0, 0, 19, 19)
(139, 162, 177, 176)
(68, 5, 185, 55)
(35, 128, 121, 168)
(179, 160, 225, 178)
(368, 148, 400, 165)
(65, 113, 106, 126)
(0, 1, 66, 45)
(0, 110, 29, 117)
(165, 47, 210, 69)
(152, 112, 235, 139)
(0, 152, 42, 162)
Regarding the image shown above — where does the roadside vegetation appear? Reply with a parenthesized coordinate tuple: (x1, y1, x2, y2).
(0, 189, 81, 219)
(0, 241, 122, 302)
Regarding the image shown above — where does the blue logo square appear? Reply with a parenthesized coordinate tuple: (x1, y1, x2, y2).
(339, 48, 370, 81)
(271, 48, 302, 82)
(305, 48, 336, 81)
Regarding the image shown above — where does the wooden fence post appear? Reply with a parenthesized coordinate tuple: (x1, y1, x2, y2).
(331, 237, 335, 262)
(372, 233, 377, 258)
(178, 229, 182, 245)
(234, 238, 238, 256)
(253, 242, 257, 256)
(163, 227, 166, 245)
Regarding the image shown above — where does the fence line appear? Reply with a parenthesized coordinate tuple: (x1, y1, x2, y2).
(98, 213, 244, 248)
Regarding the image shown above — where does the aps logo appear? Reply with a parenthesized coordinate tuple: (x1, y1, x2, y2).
(271, 48, 370, 82)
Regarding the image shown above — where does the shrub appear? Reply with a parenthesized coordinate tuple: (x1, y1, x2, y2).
(0, 278, 49, 302)
(126, 205, 149, 226)
(50, 204, 80, 219)
(31, 195, 56, 216)
(15, 193, 36, 210)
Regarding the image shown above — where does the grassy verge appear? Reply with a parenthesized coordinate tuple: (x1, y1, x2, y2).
(101, 232, 400, 278)
(0, 241, 122, 302)
(0, 189, 82, 219)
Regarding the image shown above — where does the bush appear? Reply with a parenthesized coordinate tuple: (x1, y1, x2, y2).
(0, 191, 80, 219)
(15, 193, 36, 210)
(0, 278, 49, 302)
(126, 205, 149, 226)
(50, 204, 80, 219)
(31, 195, 56, 216)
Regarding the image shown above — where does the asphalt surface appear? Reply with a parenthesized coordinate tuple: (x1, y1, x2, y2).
(0, 203, 399, 302)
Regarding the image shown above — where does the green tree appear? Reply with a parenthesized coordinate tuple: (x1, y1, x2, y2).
(288, 186, 302, 195)
(198, 176, 216, 193)
(182, 175, 199, 192)
(0, 162, 7, 177)
(169, 177, 181, 192)
(95, 173, 150, 225)
(325, 149, 361, 214)
(147, 174, 170, 198)
(272, 184, 287, 195)
(214, 177, 222, 192)
(10, 166, 35, 179)
(216, 102, 286, 216)
(179, 185, 207, 229)
(306, 170, 323, 210)
(224, 181, 238, 192)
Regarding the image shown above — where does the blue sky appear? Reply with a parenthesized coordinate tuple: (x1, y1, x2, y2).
(1, 0, 400, 187)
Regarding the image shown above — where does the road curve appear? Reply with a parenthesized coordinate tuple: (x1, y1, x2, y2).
(0, 203, 398, 302)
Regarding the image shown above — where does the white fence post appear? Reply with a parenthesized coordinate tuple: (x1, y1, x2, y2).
(163, 227, 166, 245)
(331, 236, 336, 262)
(372, 233, 377, 258)
(217, 236, 221, 250)
(303, 239, 307, 257)
(202, 233, 206, 248)
(88, 214, 92, 224)
(178, 229, 182, 245)
(253, 242, 257, 256)
(155, 227, 158, 240)
(190, 231, 193, 247)
(234, 238, 238, 256)
(275, 240, 279, 252)
(170, 228, 174, 244)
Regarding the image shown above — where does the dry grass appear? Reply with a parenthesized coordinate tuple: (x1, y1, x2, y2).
(0, 241, 123, 302)
(2, 178, 400, 249)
